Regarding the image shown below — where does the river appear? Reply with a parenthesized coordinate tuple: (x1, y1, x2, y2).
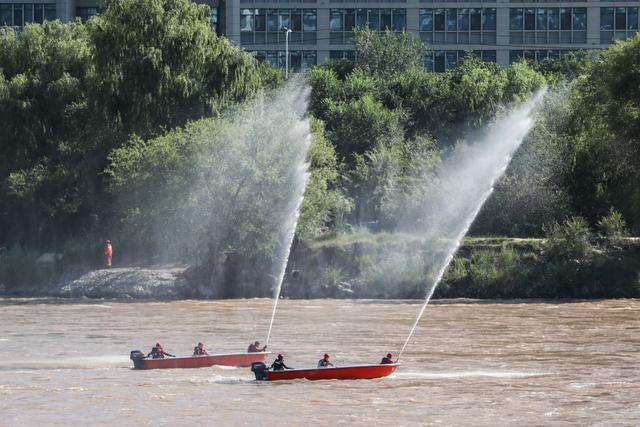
(0, 299, 638, 426)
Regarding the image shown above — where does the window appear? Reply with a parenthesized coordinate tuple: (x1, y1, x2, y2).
(525, 8, 535, 31)
(365, 9, 377, 31)
(303, 10, 316, 31)
(434, 9, 444, 31)
(573, 8, 586, 31)
(0, 3, 56, 27)
(536, 8, 547, 31)
(211, 7, 218, 32)
(457, 8, 468, 31)
(345, 9, 355, 31)
(600, 8, 613, 30)
(43, 3, 55, 21)
(330, 8, 405, 44)
(251, 50, 316, 73)
(511, 7, 587, 45)
(241, 8, 316, 45)
(629, 8, 638, 30)
(392, 8, 405, 31)
(279, 9, 290, 31)
(425, 50, 496, 73)
(482, 8, 495, 31)
(470, 8, 481, 31)
(291, 9, 301, 32)
(420, 8, 495, 45)
(241, 9, 254, 32)
(560, 8, 571, 31)
(76, 7, 99, 22)
(380, 9, 391, 30)
(329, 50, 355, 61)
(548, 8, 559, 31)
(481, 50, 496, 63)
(1, 4, 13, 25)
(601, 7, 639, 43)
(267, 9, 278, 31)
(615, 8, 626, 30)
(510, 8, 523, 31)
(446, 8, 456, 32)
(510, 49, 582, 64)
(330, 9, 342, 31)
(356, 8, 366, 29)
(419, 9, 432, 32)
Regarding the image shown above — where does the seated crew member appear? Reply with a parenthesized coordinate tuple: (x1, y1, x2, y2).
(380, 353, 394, 364)
(270, 354, 292, 371)
(147, 342, 175, 359)
(317, 353, 334, 368)
(193, 342, 209, 356)
(247, 341, 266, 353)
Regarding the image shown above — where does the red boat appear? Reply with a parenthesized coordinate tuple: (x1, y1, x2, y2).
(130, 350, 269, 369)
(251, 362, 399, 381)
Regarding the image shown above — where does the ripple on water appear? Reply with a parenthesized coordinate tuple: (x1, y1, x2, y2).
(396, 370, 546, 379)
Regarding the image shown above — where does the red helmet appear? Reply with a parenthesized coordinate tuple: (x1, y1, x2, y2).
(277, 354, 283, 359)
(386, 353, 393, 359)
(324, 353, 330, 359)
(156, 342, 161, 347)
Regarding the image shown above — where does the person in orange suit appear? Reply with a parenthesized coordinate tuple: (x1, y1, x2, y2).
(104, 240, 113, 268)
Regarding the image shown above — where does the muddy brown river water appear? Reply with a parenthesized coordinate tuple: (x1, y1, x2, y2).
(0, 298, 638, 426)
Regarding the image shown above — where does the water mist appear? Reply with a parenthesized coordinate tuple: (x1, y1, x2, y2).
(397, 90, 546, 359)
(157, 77, 312, 315)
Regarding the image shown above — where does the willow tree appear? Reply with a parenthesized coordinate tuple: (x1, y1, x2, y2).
(90, 0, 260, 137)
(0, 22, 95, 247)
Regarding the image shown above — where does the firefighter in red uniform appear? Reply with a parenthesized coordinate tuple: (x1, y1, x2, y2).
(147, 342, 175, 359)
(193, 342, 209, 355)
(317, 353, 334, 367)
(380, 353, 394, 364)
(247, 341, 266, 352)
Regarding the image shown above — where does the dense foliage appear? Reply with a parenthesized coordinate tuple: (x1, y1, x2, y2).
(307, 28, 547, 231)
(1, 11, 639, 297)
(0, 0, 268, 252)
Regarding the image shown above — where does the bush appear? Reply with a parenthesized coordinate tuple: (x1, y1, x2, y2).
(0, 246, 57, 291)
(543, 216, 594, 261)
(597, 208, 628, 246)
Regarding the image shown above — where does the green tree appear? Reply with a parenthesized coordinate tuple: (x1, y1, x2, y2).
(0, 22, 96, 247)
(564, 35, 640, 233)
(90, 0, 260, 136)
(324, 95, 402, 163)
(353, 28, 427, 76)
(297, 120, 353, 239)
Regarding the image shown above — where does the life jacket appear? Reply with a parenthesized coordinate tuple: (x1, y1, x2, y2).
(271, 360, 286, 370)
(194, 346, 206, 355)
(381, 357, 393, 364)
(152, 348, 164, 359)
(318, 359, 330, 367)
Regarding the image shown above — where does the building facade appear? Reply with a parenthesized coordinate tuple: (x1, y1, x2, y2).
(1, 0, 638, 71)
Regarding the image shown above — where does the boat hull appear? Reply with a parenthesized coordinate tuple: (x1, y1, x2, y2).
(262, 363, 398, 381)
(132, 352, 269, 369)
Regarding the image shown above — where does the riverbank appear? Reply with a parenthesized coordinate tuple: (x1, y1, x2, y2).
(1, 235, 638, 300)
(283, 234, 640, 299)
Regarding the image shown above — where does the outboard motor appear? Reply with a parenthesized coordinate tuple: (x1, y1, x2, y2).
(130, 350, 146, 369)
(251, 361, 268, 381)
